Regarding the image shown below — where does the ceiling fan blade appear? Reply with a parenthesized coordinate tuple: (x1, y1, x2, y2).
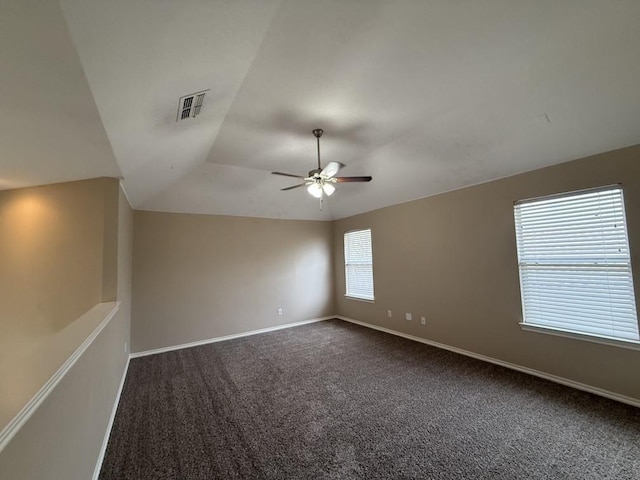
(335, 176, 373, 183)
(281, 183, 307, 191)
(320, 161, 344, 179)
(272, 171, 305, 179)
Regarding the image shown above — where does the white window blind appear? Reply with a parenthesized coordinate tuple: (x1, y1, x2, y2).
(344, 228, 374, 301)
(514, 185, 639, 342)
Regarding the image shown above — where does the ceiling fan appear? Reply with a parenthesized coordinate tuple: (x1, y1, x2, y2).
(272, 129, 372, 199)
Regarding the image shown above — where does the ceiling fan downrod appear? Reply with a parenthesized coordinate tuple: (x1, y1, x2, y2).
(312, 128, 323, 171)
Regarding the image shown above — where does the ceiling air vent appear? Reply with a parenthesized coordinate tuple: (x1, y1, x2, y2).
(177, 89, 208, 121)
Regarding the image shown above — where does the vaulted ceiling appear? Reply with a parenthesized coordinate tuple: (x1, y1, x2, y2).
(2, 1, 640, 220)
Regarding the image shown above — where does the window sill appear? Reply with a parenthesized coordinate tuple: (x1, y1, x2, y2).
(519, 323, 640, 351)
(345, 295, 375, 304)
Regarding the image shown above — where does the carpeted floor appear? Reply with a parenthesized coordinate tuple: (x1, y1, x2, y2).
(99, 319, 640, 479)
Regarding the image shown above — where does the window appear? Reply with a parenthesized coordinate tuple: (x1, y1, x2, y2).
(514, 185, 639, 344)
(344, 228, 374, 301)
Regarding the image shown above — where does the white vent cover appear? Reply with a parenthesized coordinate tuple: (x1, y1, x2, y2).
(177, 90, 208, 121)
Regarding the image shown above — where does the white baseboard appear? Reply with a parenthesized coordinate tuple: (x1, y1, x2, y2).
(336, 315, 640, 409)
(130, 316, 336, 359)
(92, 354, 130, 480)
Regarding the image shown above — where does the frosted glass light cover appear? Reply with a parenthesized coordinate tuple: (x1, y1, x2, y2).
(322, 183, 336, 196)
(307, 183, 323, 198)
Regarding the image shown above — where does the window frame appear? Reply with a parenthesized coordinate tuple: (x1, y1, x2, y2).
(513, 184, 640, 350)
(343, 227, 375, 302)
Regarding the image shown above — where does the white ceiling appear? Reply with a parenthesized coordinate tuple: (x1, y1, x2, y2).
(2, 1, 640, 220)
(0, 0, 122, 190)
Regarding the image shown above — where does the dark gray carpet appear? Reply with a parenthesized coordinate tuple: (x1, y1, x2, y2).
(99, 319, 640, 479)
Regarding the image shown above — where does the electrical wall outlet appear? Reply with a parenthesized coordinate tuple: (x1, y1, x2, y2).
(421, 317, 426, 325)
(405, 313, 412, 321)
(124, 342, 128, 353)
(387, 310, 392, 318)
(277, 308, 283, 316)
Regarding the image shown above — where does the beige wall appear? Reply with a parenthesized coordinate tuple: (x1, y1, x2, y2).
(117, 188, 133, 353)
(0, 182, 132, 479)
(132, 211, 334, 352)
(0, 178, 119, 364)
(334, 145, 640, 401)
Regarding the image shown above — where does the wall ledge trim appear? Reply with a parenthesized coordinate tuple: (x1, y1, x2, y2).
(130, 316, 335, 358)
(336, 315, 640, 409)
(0, 302, 121, 453)
(92, 354, 130, 480)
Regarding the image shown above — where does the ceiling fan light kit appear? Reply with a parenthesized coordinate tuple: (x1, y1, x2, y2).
(272, 128, 372, 200)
